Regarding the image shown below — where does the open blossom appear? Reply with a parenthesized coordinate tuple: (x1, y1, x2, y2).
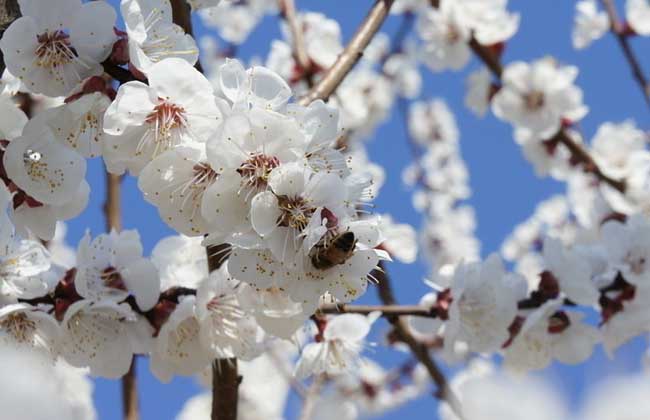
(416, 1, 471, 72)
(0, 239, 56, 300)
(74, 230, 160, 311)
(149, 295, 213, 382)
(48, 76, 115, 158)
(0, 0, 116, 96)
(444, 254, 524, 354)
(492, 58, 588, 140)
(294, 312, 379, 379)
(195, 266, 264, 361)
(456, 0, 520, 46)
(103, 58, 222, 175)
(627, 0, 650, 35)
(542, 237, 599, 306)
(3, 114, 86, 206)
(198, 0, 275, 44)
(504, 300, 600, 371)
(121, 0, 199, 75)
(573, 0, 609, 49)
(600, 215, 650, 287)
(138, 145, 218, 236)
(590, 120, 646, 178)
(61, 299, 139, 378)
(0, 302, 61, 359)
(408, 99, 458, 146)
(151, 234, 207, 290)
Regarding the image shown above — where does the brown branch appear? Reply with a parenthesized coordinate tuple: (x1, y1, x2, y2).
(374, 264, 465, 419)
(319, 303, 437, 317)
(278, 0, 311, 74)
(102, 60, 138, 84)
(600, 0, 650, 106)
(554, 130, 626, 193)
(468, 38, 502, 78)
(211, 358, 241, 420)
(104, 167, 138, 420)
(170, 0, 204, 73)
(298, 0, 395, 105)
(121, 360, 139, 420)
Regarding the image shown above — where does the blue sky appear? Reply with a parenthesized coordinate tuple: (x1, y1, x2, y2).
(74, 0, 650, 418)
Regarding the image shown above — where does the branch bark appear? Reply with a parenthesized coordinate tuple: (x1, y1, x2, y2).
(211, 358, 240, 420)
(298, 0, 395, 105)
(374, 265, 465, 419)
(278, 0, 311, 74)
(104, 168, 138, 420)
(600, 0, 650, 106)
(319, 303, 437, 317)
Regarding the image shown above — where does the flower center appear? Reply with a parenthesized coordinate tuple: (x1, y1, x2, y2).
(100, 266, 126, 290)
(236, 153, 280, 191)
(142, 100, 187, 155)
(1, 313, 36, 343)
(277, 195, 314, 231)
(35, 30, 76, 68)
(524, 91, 545, 111)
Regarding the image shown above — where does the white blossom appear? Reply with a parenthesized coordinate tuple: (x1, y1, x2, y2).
(0, 0, 116, 96)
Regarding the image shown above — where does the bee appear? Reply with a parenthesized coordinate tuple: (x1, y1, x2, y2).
(310, 231, 357, 270)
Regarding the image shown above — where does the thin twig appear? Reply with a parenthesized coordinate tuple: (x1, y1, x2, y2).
(374, 264, 465, 419)
(278, 0, 311, 74)
(298, 0, 396, 105)
(319, 303, 436, 317)
(600, 0, 650, 106)
(121, 359, 139, 420)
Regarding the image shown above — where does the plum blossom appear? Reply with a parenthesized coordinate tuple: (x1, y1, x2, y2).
(600, 216, 650, 287)
(48, 76, 115, 158)
(3, 115, 86, 206)
(103, 58, 222, 175)
(0, 0, 116, 96)
(626, 0, 650, 35)
(149, 295, 213, 382)
(416, 1, 472, 72)
(504, 300, 600, 371)
(0, 302, 61, 359)
(138, 145, 218, 236)
(408, 99, 458, 146)
(198, 0, 276, 44)
(492, 58, 589, 140)
(121, 0, 199, 75)
(573, 0, 609, 49)
(0, 239, 56, 300)
(74, 230, 160, 311)
(60, 299, 139, 378)
(444, 254, 524, 354)
(294, 312, 379, 379)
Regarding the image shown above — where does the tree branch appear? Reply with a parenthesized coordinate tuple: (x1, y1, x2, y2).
(374, 265, 465, 419)
(278, 0, 311, 74)
(427, 1, 626, 194)
(319, 303, 437, 317)
(211, 358, 240, 420)
(104, 167, 138, 420)
(102, 60, 138, 84)
(600, 0, 650, 106)
(298, 0, 395, 105)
